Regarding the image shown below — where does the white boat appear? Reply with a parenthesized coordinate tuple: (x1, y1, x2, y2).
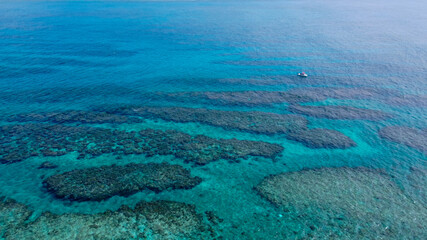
(298, 72, 308, 77)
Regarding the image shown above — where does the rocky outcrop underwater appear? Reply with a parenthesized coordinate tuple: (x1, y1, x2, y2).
(379, 126, 427, 155)
(145, 87, 426, 108)
(254, 167, 427, 239)
(95, 106, 357, 149)
(43, 162, 201, 201)
(288, 104, 392, 120)
(0, 122, 283, 165)
(0, 197, 223, 240)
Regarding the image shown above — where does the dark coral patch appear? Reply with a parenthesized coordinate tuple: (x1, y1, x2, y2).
(286, 128, 357, 149)
(43, 162, 201, 201)
(139, 129, 284, 164)
(149, 91, 317, 106)
(0, 85, 137, 104)
(288, 87, 427, 108)
(150, 87, 426, 108)
(98, 106, 356, 149)
(98, 106, 308, 135)
(38, 161, 58, 169)
(379, 126, 427, 154)
(407, 166, 427, 205)
(7, 110, 142, 124)
(288, 104, 392, 120)
(0, 124, 118, 164)
(286, 87, 395, 102)
(381, 94, 427, 107)
(146, 87, 404, 107)
(3, 200, 221, 239)
(0, 197, 33, 238)
(0, 123, 283, 165)
(254, 167, 427, 239)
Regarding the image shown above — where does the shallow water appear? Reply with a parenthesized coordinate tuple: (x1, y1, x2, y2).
(0, 0, 426, 239)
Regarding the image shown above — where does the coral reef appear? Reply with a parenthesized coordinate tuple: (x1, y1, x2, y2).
(0, 123, 283, 165)
(0, 197, 33, 238)
(286, 87, 396, 102)
(147, 87, 404, 107)
(147, 87, 426, 108)
(44, 162, 202, 201)
(0, 85, 137, 104)
(98, 106, 356, 149)
(98, 105, 308, 135)
(38, 161, 58, 169)
(288, 104, 392, 120)
(288, 87, 426, 107)
(137, 129, 284, 164)
(286, 128, 357, 149)
(407, 166, 427, 205)
(149, 91, 318, 106)
(255, 167, 427, 239)
(7, 110, 143, 124)
(379, 126, 427, 154)
(3, 200, 222, 240)
(384, 94, 427, 107)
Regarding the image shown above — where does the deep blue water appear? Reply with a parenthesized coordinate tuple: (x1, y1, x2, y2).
(0, 0, 426, 239)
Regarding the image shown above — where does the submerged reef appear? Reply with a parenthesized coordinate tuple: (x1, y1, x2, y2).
(38, 161, 58, 169)
(385, 94, 427, 107)
(148, 87, 425, 108)
(148, 87, 399, 106)
(44, 162, 201, 201)
(149, 90, 318, 106)
(379, 126, 427, 154)
(0, 197, 33, 238)
(138, 128, 284, 164)
(7, 110, 143, 124)
(407, 166, 427, 205)
(0, 85, 138, 104)
(2, 199, 221, 240)
(0, 123, 282, 165)
(99, 106, 307, 135)
(255, 167, 427, 239)
(286, 128, 356, 149)
(288, 104, 392, 120)
(99, 106, 356, 149)
(286, 87, 396, 102)
(287, 87, 427, 108)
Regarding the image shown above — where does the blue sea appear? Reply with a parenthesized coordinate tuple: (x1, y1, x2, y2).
(0, 0, 426, 239)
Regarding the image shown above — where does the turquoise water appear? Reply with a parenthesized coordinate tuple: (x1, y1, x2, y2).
(0, 0, 426, 239)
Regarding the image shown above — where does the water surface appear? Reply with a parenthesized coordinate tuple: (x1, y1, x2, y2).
(0, 0, 426, 239)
